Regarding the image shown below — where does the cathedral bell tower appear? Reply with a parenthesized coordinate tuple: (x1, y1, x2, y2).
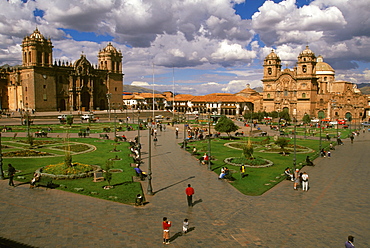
(297, 46, 316, 77)
(21, 28, 53, 67)
(263, 50, 281, 79)
(98, 43, 123, 73)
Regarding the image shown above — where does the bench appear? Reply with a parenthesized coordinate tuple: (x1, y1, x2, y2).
(35, 177, 53, 188)
(93, 171, 104, 182)
(259, 131, 267, 136)
(99, 134, 109, 139)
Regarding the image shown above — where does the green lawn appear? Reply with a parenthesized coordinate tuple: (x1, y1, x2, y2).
(2, 122, 145, 134)
(186, 136, 331, 196)
(2, 137, 142, 204)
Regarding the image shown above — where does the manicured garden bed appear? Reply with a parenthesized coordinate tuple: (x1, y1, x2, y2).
(185, 136, 330, 196)
(2, 137, 142, 204)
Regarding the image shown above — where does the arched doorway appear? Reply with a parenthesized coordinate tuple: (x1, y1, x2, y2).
(58, 99, 66, 111)
(318, 111, 325, 119)
(81, 91, 91, 111)
(100, 99, 106, 110)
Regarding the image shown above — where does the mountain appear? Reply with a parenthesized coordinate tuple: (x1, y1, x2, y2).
(123, 85, 163, 94)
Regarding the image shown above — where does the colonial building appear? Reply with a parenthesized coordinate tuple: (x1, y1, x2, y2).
(0, 28, 124, 112)
(123, 85, 261, 116)
(262, 46, 367, 122)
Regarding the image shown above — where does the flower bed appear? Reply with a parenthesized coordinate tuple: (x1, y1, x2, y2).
(37, 163, 100, 180)
(224, 157, 273, 168)
(3, 150, 52, 157)
(52, 144, 91, 153)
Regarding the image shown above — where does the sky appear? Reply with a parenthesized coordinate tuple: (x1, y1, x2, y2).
(1, 0, 370, 95)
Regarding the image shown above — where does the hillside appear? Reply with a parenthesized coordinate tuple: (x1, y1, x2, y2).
(123, 85, 162, 94)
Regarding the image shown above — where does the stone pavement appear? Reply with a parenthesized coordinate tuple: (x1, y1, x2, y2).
(0, 124, 369, 247)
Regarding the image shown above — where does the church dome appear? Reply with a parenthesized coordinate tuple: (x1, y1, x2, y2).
(265, 49, 279, 60)
(29, 28, 45, 40)
(102, 43, 118, 53)
(300, 46, 315, 56)
(316, 55, 335, 75)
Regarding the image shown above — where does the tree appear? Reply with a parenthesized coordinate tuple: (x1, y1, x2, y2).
(104, 160, 113, 186)
(280, 110, 291, 123)
(66, 115, 74, 127)
(243, 138, 254, 159)
(275, 137, 290, 154)
(302, 113, 311, 124)
(214, 116, 239, 136)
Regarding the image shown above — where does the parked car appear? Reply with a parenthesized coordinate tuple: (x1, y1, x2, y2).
(58, 114, 67, 120)
(81, 114, 94, 120)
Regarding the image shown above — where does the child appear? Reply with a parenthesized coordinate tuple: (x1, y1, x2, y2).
(182, 218, 189, 234)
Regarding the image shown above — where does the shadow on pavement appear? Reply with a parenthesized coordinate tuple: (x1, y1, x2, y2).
(192, 198, 203, 206)
(153, 176, 195, 195)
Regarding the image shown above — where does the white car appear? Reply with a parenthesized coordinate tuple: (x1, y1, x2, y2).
(81, 114, 94, 120)
(58, 114, 67, 119)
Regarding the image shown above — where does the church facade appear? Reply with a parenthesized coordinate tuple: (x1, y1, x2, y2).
(0, 28, 124, 112)
(262, 46, 367, 123)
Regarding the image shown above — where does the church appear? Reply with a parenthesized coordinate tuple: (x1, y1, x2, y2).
(0, 28, 124, 112)
(262, 46, 367, 123)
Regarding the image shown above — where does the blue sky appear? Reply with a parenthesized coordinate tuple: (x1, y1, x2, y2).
(0, 0, 369, 95)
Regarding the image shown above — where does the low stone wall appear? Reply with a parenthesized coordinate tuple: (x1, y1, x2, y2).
(35, 165, 102, 180)
(224, 157, 274, 168)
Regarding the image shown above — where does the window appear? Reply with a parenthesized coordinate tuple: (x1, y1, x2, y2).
(324, 77, 327, 81)
(268, 68, 272, 75)
(25, 87, 27, 92)
(43, 85, 46, 89)
(302, 65, 307, 73)
(302, 93, 306, 98)
(267, 93, 270, 99)
(43, 94, 47, 101)
(284, 90, 288, 96)
(115, 87, 117, 92)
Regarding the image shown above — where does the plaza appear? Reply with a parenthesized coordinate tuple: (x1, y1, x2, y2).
(0, 116, 369, 247)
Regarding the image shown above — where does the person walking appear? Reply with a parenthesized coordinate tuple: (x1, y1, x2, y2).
(162, 217, 171, 245)
(345, 235, 355, 248)
(182, 218, 189, 234)
(240, 164, 247, 178)
(293, 168, 300, 190)
(185, 184, 195, 207)
(301, 172, 309, 191)
(350, 133, 354, 144)
(7, 164, 16, 186)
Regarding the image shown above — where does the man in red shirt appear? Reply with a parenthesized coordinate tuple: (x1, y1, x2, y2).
(185, 184, 195, 207)
(162, 217, 171, 244)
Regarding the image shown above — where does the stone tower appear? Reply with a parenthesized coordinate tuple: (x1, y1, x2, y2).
(21, 28, 53, 67)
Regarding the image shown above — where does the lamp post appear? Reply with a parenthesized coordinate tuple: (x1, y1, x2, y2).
(106, 93, 112, 121)
(293, 116, 297, 170)
(137, 111, 141, 159)
(319, 120, 322, 152)
(147, 125, 153, 195)
(0, 132, 4, 180)
(208, 114, 211, 170)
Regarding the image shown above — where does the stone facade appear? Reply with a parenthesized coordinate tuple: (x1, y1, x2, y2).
(262, 46, 367, 122)
(0, 28, 124, 112)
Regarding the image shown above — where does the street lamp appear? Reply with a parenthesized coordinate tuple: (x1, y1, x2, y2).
(208, 114, 212, 170)
(293, 116, 297, 170)
(0, 132, 4, 180)
(106, 93, 112, 121)
(147, 125, 153, 195)
(319, 120, 322, 152)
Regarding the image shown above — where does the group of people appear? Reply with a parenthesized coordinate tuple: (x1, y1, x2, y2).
(284, 167, 309, 191)
(162, 217, 190, 245)
(129, 138, 142, 164)
(218, 167, 230, 179)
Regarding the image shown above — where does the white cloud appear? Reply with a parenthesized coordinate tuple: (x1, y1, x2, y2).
(131, 81, 150, 86)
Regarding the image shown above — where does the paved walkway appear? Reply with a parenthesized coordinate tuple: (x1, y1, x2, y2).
(0, 124, 369, 247)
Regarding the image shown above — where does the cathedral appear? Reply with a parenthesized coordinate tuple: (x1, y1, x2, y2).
(0, 28, 124, 112)
(262, 46, 367, 123)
